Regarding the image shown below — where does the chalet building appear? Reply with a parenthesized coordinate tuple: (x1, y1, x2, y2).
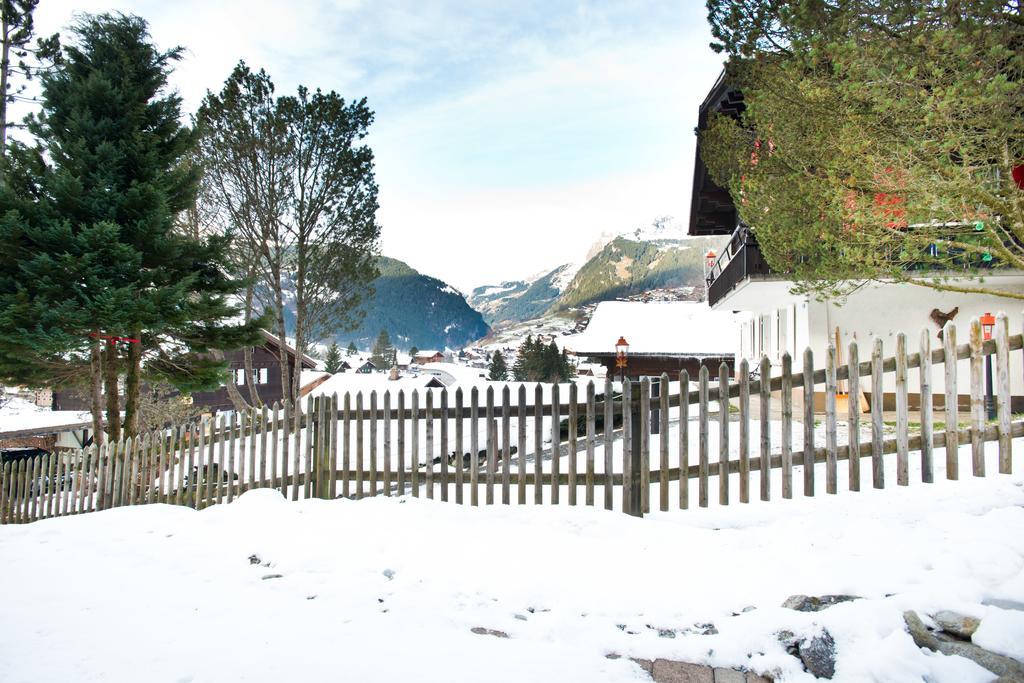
(0, 411, 101, 461)
(413, 350, 445, 365)
(691, 70, 1024, 410)
(559, 301, 740, 380)
(52, 330, 318, 414)
(355, 360, 378, 374)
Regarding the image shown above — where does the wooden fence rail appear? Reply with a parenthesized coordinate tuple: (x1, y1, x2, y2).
(1, 315, 1021, 524)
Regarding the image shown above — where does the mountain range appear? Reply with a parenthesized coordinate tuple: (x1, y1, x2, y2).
(469, 226, 722, 326)
(278, 257, 490, 352)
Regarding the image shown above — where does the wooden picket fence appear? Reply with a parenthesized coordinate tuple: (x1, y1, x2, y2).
(1, 315, 1020, 524)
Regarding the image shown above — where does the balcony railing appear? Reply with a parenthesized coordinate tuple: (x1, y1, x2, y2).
(706, 226, 772, 306)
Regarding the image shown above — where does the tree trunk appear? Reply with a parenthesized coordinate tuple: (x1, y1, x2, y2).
(0, 11, 12, 178)
(291, 258, 305, 403)
(272, 276, 291, 406)
(213, 349, 251, 413)
(242, 274, 262, 406)
(123, 334, 142, 437)
(102, 340, 121, 445)
(89, 335, 105, 447)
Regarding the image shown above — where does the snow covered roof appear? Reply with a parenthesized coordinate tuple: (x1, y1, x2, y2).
(420, 362, 486, 385)
(560, 301, 739, 356)
(259, 329, 318, 369)
(306, 372, 444, 399)
(0, 403, 97, 438)
(414, 350, 442, 358)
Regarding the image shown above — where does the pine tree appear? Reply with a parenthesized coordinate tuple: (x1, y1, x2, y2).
(347, 341, 358, 355)
(0, 13, 261, 441)
(370, 329, 393, 368)
(0, 0, 60, 172)
(408, 345, 418, 358)
(324, 342, 342, 373)
(487, 349, 508, 381)
(511, 335, 532, 381)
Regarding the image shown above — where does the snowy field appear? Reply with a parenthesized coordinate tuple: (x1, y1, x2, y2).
(1, 445, 1023, 682)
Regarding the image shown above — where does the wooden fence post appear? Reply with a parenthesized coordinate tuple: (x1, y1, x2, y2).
(738, 360, 750, 504)
(358, 393, 366, 499)
(501, 386, 511, 505)
(826, 345, 838, 494)
(803, 348, 815, 497)
(568, 383, 578, 506)
(781, 353, 793, 499)
(426, 390, 435, 500)
(660, 373, 670, 511)
(383, 392, 392, 497)
(943, 322, 958, 479)
(871, 338, 884, 489)
(848, 340, 861, 491)
(995, 313, 1012, 474)
(759, 356, 771, 502)
(896, 333, 909, 486)
(919, 330, 934, 483)
(718, 363, 730, 506)
(604, 378, 614, 510)
(679, 370, 690, 510)
(698, 366, 709, 508)
(586, 381, 596, 507)
(628, 380, 643, 517)
(969, 318, 985, 477)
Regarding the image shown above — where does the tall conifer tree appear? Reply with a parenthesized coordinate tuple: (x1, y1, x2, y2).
(0, 13, 261, 440)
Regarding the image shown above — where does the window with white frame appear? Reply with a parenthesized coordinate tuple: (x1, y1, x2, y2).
(234, 368, 245, 385)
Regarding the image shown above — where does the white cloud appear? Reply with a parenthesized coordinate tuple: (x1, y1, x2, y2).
(22, 0, 724, 292)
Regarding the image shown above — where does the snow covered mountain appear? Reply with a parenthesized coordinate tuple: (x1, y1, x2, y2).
(468, 262, 580, 326)
(280, 257, 490, 351)
(470, 219, 723, 326)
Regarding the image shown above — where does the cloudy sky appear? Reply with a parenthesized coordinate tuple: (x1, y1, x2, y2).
(30, 1, 724, 291)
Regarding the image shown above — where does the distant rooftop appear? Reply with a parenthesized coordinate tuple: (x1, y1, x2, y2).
(559, 301, 740, 357)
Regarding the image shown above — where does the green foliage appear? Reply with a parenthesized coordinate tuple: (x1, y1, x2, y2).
(488, 350, 508, 381)
(370, 329, 394, 368)
(324, 342, 342, 374)
(511, 335, 574, 383)
(346, 341, 358, 355)
(408, 345, 418, 357)
(0, 13, 261, 411)
(702, 0, 1024, 301)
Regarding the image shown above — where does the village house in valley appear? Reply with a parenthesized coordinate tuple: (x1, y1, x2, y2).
(51, 330, 318, 415)
(691, 72, 1024, 411)
(559, 300, 740, 380)
(413, 350, 445, 365)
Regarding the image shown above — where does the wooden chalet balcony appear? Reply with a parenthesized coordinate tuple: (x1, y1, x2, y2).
(705, 226, 772, 307)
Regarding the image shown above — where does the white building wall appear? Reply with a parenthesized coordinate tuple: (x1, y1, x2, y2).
(730, 279, 1024, 399)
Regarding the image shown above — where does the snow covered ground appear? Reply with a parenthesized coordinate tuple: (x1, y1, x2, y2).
(0, 445, 1022, 682)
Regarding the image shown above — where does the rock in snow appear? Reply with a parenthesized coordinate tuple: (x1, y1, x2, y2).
(797, 629, 837, 679)
(780, 594, 861, 612)
(904, 611, 1024, 679)
(932, 609, 981, 640)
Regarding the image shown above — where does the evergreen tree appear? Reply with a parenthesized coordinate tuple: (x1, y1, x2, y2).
(370, 329, 393, 367)
(0, 0, 60, 171)
(324, 342, 342, 373)
(408, 345, 418, 358)
(347, 341, 358, 355)
(702, 0, 1024, 301)
(511, 335, 532, 381)
(0, 13, 261, 441)
(487, 349, 508, 381)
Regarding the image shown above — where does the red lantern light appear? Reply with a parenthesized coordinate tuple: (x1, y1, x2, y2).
(980, 312, 996, 341)
(705, 250, 717, 272)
